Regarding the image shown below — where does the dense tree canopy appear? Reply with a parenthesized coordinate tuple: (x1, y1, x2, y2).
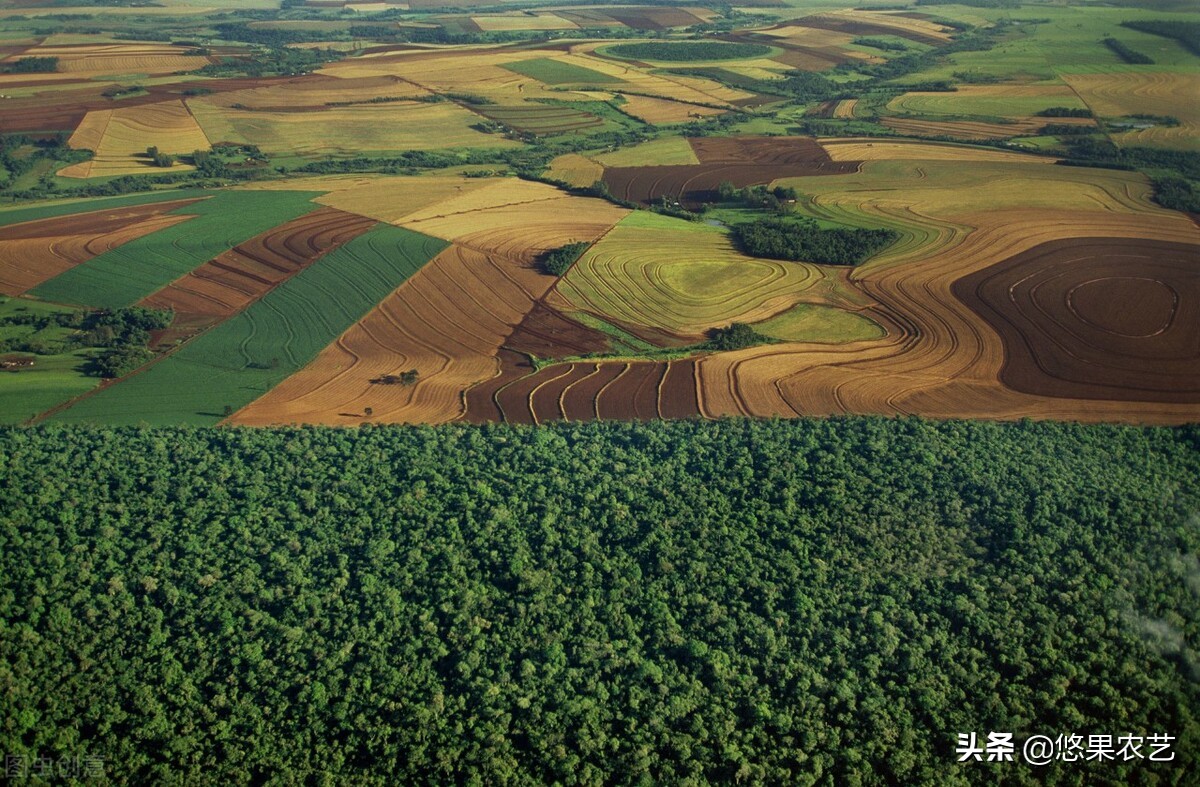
(0, 418, 1197, 784)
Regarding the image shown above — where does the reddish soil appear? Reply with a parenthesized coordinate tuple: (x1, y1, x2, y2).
(463, 348, 534, 423)
(659, 359, 700, 419)
(953, 237, 1200, 403)
(601, 136, 859, 207)
(559, 361, 624, 420)
(530, 363, 594, 421)
(141, 206, 376, 336)
(596, 362, 663, 420)
(605, 7, 703, 30)
(603, 161, 858, 207)
(505, 302, 611, 359)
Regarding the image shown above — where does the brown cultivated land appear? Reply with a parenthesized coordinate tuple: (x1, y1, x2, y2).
(0, 199, 201, 296)
(953, 238, 1200, 403)
(140, 207, 376, 332)
(232, 244, 558, 426)
(603, 137, 859, 206)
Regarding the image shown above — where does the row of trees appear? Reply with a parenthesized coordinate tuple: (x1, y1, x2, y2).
(0, 418, 1196, 783)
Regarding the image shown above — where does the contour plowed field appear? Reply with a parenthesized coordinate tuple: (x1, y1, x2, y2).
(953, 237, 1200, 403)
(60, 100, 211, 179)
(140, 206, 376, 328)
(505, 302, 611, 359)
(469, 356, 702, 423)
(231, 242, 556, 426)
(0, 199, 201, 296)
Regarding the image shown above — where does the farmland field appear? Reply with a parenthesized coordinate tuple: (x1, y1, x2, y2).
(52, 225, 447, 425)
(31, 191, 323, 309)
(1, 0, 1199, 783)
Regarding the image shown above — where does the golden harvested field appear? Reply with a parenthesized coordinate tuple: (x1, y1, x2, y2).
(312, 176, 496, 224)
(880, 116, 1071, 140)
(401, 191, 629, 258)
(593, 136, 699, 166)
(186, 99, 516, 154)
(617, 94, 726, 124)
(1061, 71, 1200, 151)
(546, 153, 605, 188)
(60, 100, 211, 179)
(230, 243, 549, 426)
(472, 13, 579, 31)
(832, 99, 858, 119)
(201, 75, 431, 109)
(692, 209, 1199, 425)
(821, 139, 1057, 165)
(15, 43, 210, 77)
(555, 51, 754, 106)
(557, 211, 827, 336)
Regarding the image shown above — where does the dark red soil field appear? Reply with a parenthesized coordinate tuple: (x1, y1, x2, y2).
(602, 136, 859, 206)
(604, 7, 704, 30)
(953, 238, 1200, 403)
(558, 361, 624, 420)
(505, 302, 611, 359)
(659, 359, 700, 419)
(464, 354, 703, 423)
(597, 362, 664, 420)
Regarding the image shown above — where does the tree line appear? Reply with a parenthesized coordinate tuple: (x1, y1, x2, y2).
(0, 418, 1195, 783)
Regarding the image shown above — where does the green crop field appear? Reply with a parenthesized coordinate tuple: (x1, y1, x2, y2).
(31, 191, 323, 310)
(503, 58, 622, 85)
(753, 303, 884, 344)
(51, 225, 447, 426)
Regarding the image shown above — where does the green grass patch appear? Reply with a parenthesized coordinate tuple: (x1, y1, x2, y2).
(568, 311, 656, 354)
(51, 225, 448, 426)
(0, 298, 100, 424)
(503, 58, 622, 86)
(607, 42, 771, 62)
(31, 190, 323, 309)
(754, 304, 885, 344)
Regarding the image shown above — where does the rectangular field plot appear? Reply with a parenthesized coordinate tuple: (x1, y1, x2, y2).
(187, 100, 518, 156)
(31, 190, 323, 309)
(503, 58, 623, 85)
(51, 225, 448, 426)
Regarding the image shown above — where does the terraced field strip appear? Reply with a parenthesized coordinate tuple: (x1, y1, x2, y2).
(32, 190, 324, 309)
(558, 211, 825, 335)
(615, 94, 726, 124)
(0, 189, 210, 227)
(0, 197, 203, 296)
(232, 242, 553, 426)
(140, 206, 378, 330)
(479, 104, 605, 134)
(880, 116, 1064, 141)
(821, 139, 1058, 165)
(51, 224, 447, 426)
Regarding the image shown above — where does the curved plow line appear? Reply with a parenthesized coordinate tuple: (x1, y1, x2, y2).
(527, 365, 577, 425)
(561, 364, 602, 421)
(594, 363, 630, 420)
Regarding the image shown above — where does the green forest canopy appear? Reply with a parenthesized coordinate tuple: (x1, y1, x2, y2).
(0, 418, 1196, 784)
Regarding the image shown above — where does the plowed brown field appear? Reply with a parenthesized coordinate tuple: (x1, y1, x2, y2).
(140, 207, 375, 331)
(603, 137, 860, 205)
(954, 238, 1200, 403)
(0, 199, 202, 296)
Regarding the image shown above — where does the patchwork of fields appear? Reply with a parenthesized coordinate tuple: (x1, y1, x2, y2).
(0, 0, 1196, 426)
